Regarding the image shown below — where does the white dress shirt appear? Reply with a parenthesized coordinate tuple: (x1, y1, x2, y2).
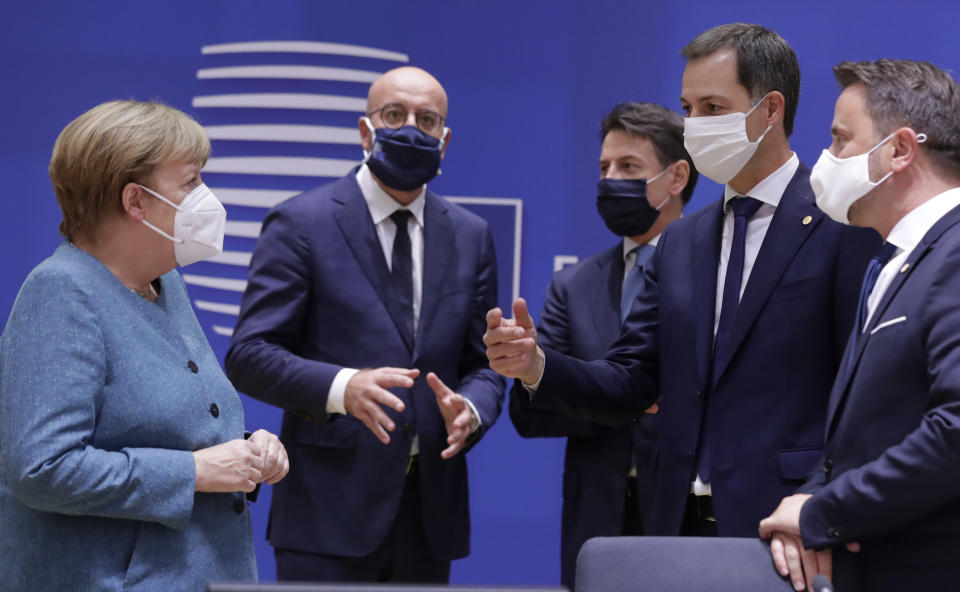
(693, 153, 800, 496)
(864, 186, 960, 328)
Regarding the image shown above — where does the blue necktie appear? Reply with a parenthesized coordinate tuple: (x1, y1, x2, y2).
(390, 209, 415, 340)
(621, 244, 655, 322)
(698, 196, 762, 482)
(844, 241, 897, 376)
(712, 197, 763, 367)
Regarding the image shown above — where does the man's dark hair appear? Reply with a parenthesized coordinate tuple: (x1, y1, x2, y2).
(834, 59, 960, 181)
(681, 23, 801, 137)
(601, 101, 699, 204)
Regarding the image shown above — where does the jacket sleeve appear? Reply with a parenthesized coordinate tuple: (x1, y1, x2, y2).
(456, 226, 506, 444)
(225, 203, 342, 422)
(531, 232, 664, 425)
(0, 270, 195, 531)
(509, 271, 600, 440)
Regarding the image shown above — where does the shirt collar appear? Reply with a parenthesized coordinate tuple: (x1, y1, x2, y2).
(723, 152, 800, 209)
(356, 163, 426, 227)
(622, 233, 660, 262)
(885, 186, 960, 253)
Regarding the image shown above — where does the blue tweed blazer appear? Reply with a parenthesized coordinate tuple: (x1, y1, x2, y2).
(0, 243, 256, 591)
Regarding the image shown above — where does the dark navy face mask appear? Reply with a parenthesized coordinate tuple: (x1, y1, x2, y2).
(365, 119, 447, 191)
(595, 172, 670, 237)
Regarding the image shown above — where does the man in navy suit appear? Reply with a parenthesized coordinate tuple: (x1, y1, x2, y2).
(509, 102, 696, 589)
(226, 66, 505, 583)
(760, 60, 960, 592)
(485, 23, 878, 539)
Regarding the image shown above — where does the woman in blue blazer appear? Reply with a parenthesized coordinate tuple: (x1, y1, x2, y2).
(0, 100, 288, 591)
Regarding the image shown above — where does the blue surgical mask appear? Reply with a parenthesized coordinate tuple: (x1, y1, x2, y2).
(596, 167, 671, 237)
(363, 117, 448, 191)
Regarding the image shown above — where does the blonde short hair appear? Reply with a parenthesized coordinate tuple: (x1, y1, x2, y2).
(49, 100, 210, 241)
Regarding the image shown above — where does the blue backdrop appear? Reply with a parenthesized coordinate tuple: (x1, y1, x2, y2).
(2, 0, 958, 584)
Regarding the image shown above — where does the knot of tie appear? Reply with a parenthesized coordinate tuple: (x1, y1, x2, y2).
(391, 209, 413, 227)
(873, 240, 898, 267)
(729, 196, 763, 220)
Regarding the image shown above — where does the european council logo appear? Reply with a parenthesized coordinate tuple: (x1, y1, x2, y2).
(186, 40, 522, 345)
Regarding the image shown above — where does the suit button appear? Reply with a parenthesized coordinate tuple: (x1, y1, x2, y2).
(826, 526, 844, 538)
(824, 458, 833, 473)
(233, 499, 245, 514)
(696, 389, 702, 398)
(187, 360, 198, 373)
(209, 403, 220, 418)
(402, 423, 414, 435)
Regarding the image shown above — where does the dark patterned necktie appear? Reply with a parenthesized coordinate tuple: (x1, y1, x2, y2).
(390, 209, 414, 338)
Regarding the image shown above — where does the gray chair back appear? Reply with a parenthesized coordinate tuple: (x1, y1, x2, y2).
(575, 536, 794, 592)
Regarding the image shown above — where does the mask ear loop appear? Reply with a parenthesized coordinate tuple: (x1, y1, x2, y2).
(137, 184, 186, 243)
(362, 116, 377, 160)
(646, 164, 674, 210)
(744, 92, 774, 146)
(871, 130, 928, 186)
(865, 131, 903, 187)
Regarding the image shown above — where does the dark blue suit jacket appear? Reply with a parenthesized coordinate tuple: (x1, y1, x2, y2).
(800, 204, 960, 590)
(530, 164, 879, 536)
(509, 243, 658, 589)
(225, 173, 505, 560)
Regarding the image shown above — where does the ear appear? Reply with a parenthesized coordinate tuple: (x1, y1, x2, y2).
(358, 116, 374, 152)
(888, 127, 922, 173)
(763, 90, 786, 128)
(666, 159, 690, 201)
(121, 182, 147, 222)
(439, 127, 452, 159)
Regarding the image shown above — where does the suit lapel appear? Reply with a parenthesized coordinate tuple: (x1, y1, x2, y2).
(332, 176, 415, 352)
(712, 166, 820, 384)
(827, 205, 960, 433)
(593, 244, 624, 344)
(416, 191, 455, 356)
(694, 201, 724, 392)
(826, 238, 930, 436)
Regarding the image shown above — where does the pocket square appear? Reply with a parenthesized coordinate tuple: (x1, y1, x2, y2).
(870, 315, 907, 335)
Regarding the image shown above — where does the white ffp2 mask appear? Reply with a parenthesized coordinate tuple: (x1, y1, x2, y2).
(683, 94, 773, 185)
(138, 183, 226, 266)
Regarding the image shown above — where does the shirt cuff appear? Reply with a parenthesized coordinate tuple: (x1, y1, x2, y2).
(463, 397, 483, 434)
(520, 346, 546, 397)
(326, 368, 359, 414)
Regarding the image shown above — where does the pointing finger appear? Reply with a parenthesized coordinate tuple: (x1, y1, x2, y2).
(513, 298, 535, 329)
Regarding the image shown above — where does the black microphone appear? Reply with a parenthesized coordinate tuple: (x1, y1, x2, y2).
(812, 574, 834, 592)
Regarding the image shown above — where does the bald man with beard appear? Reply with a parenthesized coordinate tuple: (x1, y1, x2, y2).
(226, 66, 505, 583)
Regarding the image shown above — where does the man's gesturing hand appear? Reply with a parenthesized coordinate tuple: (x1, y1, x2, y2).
(426, 372, 477, 459)
(344, 367, 419, 444)
(484, 298, 543, 385)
